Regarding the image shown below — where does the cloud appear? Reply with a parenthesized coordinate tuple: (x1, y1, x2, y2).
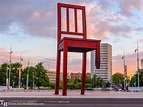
(118, 0, 143, 17)
(85, 0, 137, 40)
(86, 12, 132, 39)
(135, 26, 143, 32)
(139, 39, 143, 43)
(96, 0, 115, 10)
(86, 0, 143, 40)
(0, 48, 10, 63)
(0, 0, 57, 38)
(0, 0, 94, 39)
(0, 47, 46, 68)
(0, 0, 143, 40)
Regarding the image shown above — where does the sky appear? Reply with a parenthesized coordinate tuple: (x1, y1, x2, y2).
(0, 0, 143, 76)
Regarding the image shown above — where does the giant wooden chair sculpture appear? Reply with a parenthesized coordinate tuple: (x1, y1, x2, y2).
(55, 3, 101, 96)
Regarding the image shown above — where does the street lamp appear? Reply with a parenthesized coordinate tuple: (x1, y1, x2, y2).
(18, 54, 23, 89)
(26, 60, 29, 90)
(135, 41, 140, 89)
(6, 61, 9, 91)
(33, 70, 35, 90)
(122, 52, 127, 89)
(8, 47, 13, 90)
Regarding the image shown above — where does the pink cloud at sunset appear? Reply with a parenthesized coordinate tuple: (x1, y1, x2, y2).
(0, 48, 10, 62)
(112, 53, 143, 75)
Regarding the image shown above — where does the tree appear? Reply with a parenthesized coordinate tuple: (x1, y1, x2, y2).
(67, 79, 74, 89)
(85, 77, 92, 88)
(0, 62, 51, 89)
(21, 67, 27, 88)
(129, 74, 137, 87)
(130, 69, 143, 87)
(97, 77, 101, 87)
(74, 78, 81, 84)
(112, 73, 124, 87)
(73, 78, 81, 89)
(0, 63, 8, 86)
(92, 74, 97, 88)
(59, 80, 63, 89)
(74, 82, 81, 89)
(92, 74, 111, 88)
(140, 70, 143, 86)
(21, 62, 50, 89)
(10, 62, 21, 87)
(49, 82, 55, 89)
(34, 62, 49, 89)
(21, 66, 36, 89)
(0, 62, 22, 87)
(106, 82, 110, 87)
(85, 77, 92, 84)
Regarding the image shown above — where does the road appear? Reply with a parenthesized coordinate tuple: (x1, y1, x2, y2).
(0, 98, 143, 107)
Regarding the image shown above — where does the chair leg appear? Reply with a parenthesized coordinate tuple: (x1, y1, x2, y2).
(81, 52, 86, 95)
(63, 47, 68, 96)
(96, 43, 100, 69)
(55, 51, 61, 95)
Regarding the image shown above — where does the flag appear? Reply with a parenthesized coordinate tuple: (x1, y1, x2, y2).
(21, 58, 23, 61)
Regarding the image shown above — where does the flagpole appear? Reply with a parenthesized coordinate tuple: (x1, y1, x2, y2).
(33, 70, 35, 90)
(122, 51, 127, 89)
(137, 41, 140, 89)
(6, 61, 9, 91)
(9, 46, 13, 90)
(18, 54, 22, 89)
(124, 52, 126, 89)
(26, 60, 29, 90)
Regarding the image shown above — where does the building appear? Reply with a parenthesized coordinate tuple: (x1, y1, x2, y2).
(47, 71, 63, 83)
(141, 59, 143, 69)
(91, 43, 112, 82)
(47, 71, 71, 83)
(70, 72, 91, 83)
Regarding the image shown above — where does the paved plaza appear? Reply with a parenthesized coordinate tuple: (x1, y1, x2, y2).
(1, 90, 143, 98)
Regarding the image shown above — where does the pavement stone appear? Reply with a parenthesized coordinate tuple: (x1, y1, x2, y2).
(1, 90, 143, 98)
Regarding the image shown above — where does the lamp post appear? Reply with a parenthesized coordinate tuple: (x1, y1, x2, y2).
(33, 70, 35, 90)
(18, 55, 23, 89)
(135, 41, 140, 89)
(6, 61, 9, 91)
(26, 60, 29, 90)
(9, 47, 13, 90)
(122, 52, 127, 89)
(32, 68, 35, 90)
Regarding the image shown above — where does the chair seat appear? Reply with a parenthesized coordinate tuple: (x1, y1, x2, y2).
(58, 37, 101, 52)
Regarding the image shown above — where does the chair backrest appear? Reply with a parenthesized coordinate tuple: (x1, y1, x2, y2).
(57, 3, 87, 42)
